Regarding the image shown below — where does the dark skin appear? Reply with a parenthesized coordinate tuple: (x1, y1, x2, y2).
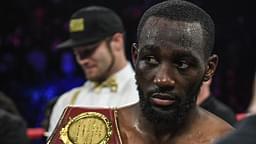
(116, 17, 232, 144)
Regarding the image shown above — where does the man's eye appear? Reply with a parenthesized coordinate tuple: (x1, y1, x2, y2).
(74, 49, 94, 60)
(145, 56, 158, 64)
(176, 61, 189, 70)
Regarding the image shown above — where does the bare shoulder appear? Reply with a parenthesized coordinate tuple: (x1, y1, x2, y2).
(199, 107, 233, 132)
(195, 107, 234, 142)
(175, 107, 234, 144)
(118, 103, 139, 123)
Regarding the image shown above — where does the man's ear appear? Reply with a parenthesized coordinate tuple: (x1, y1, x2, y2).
(131, 43, 138, 66)
(110, 33, 124, 51)
(203, 54, 219, 81)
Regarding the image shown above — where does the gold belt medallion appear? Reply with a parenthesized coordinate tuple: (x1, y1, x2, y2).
(60, 112, 112, 144)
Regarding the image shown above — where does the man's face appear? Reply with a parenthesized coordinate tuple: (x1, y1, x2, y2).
(74, 39, 113, 82)
(134, 17, 207, 130)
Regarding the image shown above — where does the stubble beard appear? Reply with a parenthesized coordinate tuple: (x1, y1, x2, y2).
(137, 85, 200, 134)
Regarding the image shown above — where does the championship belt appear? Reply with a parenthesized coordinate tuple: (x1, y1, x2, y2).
(47, 106, 122, 144)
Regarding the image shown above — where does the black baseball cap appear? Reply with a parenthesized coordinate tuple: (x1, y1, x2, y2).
(57, 6, 124, 49)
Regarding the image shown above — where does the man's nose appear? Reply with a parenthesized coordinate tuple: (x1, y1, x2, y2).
(153, 65, 175, 88)
(77, 56, 90, 65)
(79, 58, 89, 65)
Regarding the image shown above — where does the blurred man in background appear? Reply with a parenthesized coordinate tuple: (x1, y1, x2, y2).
(0, 91, 29, 144)
(48, 6, 139, 136)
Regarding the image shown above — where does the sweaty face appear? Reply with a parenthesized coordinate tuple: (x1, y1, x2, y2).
(135, 17, 207, 131)
(74, 40, 113, 82)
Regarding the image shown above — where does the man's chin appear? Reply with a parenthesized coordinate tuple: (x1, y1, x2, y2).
(86, 73, 103, 82)
(86, 76, 98, 81)
(143, 107, 181, 133)
(151, 105, 177, 115)
(141, 102, 179, 124)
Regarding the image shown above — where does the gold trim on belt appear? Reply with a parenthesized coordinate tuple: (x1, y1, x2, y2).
(60, 112, 112, 144)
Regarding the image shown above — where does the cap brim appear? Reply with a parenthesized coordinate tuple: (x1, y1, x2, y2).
(56, 39, 104, 53)
(56, 39, 74, 49)
(56, 37, 105, 49)
(57, 39, 93, 49)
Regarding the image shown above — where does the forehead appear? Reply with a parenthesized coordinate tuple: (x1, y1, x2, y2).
(139, 16, 204, 53)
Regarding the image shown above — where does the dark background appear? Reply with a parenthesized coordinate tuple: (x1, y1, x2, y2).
(0, 0, 255, 135)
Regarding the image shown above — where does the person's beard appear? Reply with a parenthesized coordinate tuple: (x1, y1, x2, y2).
(137, 84, 200, 134)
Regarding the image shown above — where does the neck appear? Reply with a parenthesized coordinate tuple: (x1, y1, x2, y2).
(117, 104, 201, 143)
(108, 53, 128, 77)
(197, 89, 210, 105)
(97, 53, 127, 83)
(110, 59, 127, 75)
(136, 105, 198, 142)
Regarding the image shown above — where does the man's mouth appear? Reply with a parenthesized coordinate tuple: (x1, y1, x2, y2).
(150, 93, 177, 107)
(84, 64, 96, 69)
